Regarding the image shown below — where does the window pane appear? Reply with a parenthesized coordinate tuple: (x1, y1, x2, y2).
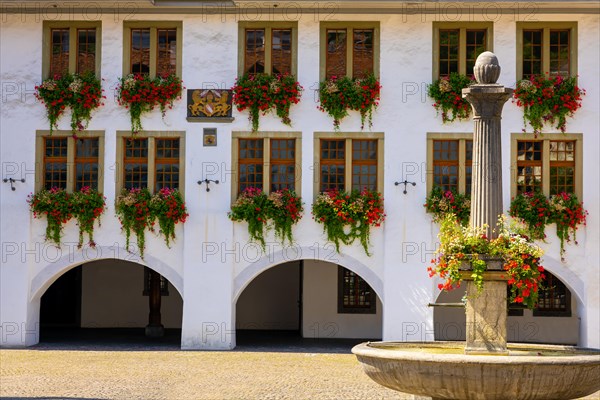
(245, 29, 265, 75)
(44, 137, 68, 190)
(50, 28, 70, 77)
(272, 29, 292, 75)
(537, 272, 569, 312)
(353, 29, 374, 78)
(131, 28, 150, 74)
(338, 266, 375, 313)
(352, 140, 377, 191)
(326, 29, 347, 79)
(432, 140, 459, 192)
(239, 139, 264, 192)
(439, 30, 459, 77)
(522, 30, 543, 79)
(157, 29, 177, 76)
(549, 140, 575, 194)
(466, 30, 486, 78)
(270, 139, 295, 191)
(124, 138, 148, 189)
(320, 139, 345, 191)
(549, 29, 570, 77)
(155, 138, 180, 191)
(75, 137, 99, 190)
(77, 28, 96, 74)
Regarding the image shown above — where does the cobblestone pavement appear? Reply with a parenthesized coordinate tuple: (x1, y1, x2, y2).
(1, 339, 599, 400)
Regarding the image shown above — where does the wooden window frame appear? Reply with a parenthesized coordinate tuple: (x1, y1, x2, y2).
(432, 22, 493, 80)
(319, 22, 380, 81)
(231, 131, 302, 202)
(123, 21, 183, 78)
(35, 130, 105, 193)
(42, 21, 102, 79)
(533, 271, 572, 317)
(143, 267, 169, 296)
(313, 132, 384, 197)
(426, 133, 473, 195)
(116, 131, 186, 195)
(516, 22, 578, 80)
(237, 22, 298, 77)
(510, 133, 582, 199)
(337, 266, 376, 314)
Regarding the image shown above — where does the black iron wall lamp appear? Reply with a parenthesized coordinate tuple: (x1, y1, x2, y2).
(394, 180, 416, 194)
(3, 177, 25, 191)
(197, 178, 219, 192)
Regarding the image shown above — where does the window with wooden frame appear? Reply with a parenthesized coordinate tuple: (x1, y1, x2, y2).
(238, 22, 297, 76)
(433, 22, 492, 79)
(314, 133, 384, 194)
(534, 271, 571, 317)
(116, 131, 185, 194)
(320, 22, 380, 80)
(35, 131, 104, 193)
(511, 133, 582, 198)
(427, 134, 473, 195)
(517, 22, 577, 80)
(338, 266, 376, 314)
(123, 22, 182, 78)
(232, 132, 301, 200)
(42, 22, 101, 79)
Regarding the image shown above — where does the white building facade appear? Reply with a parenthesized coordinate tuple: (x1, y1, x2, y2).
(0, 0, 598, 350)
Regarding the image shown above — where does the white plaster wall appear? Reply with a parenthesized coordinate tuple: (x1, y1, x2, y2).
(0, 6, 598, 349)
(434, 287, 579, 345)
(236, 261, 300, 330)
(302, 260, 383, 339)
(80, 260, 183, 329)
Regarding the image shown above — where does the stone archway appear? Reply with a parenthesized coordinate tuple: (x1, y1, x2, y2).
(27, 246, 184, 346)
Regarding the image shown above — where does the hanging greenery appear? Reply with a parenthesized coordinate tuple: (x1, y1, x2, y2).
(28, 187, 74, 246)
(70, 186, 106, 248)
(424, 186, 471, 226)
(232, 73, 303, 132)
(427, 73, 473, 123)
(318, 74, 381, 131)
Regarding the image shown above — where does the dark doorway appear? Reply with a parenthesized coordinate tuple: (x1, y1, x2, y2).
(40, 266, 82, 328)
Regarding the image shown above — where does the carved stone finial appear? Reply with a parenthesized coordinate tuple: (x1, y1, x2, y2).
(473, 51, 501, 84)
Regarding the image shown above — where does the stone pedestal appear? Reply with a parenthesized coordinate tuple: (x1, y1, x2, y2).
(465, 279, 508, 354)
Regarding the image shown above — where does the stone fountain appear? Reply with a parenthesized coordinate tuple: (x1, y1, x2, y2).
(352, 52, 600, 400)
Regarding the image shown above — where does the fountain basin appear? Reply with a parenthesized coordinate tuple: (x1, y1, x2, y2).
(352, 341, 600, 400)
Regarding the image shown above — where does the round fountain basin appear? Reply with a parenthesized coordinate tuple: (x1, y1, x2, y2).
(352, 341, 600, 400)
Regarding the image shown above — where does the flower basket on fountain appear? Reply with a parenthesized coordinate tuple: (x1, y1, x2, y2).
(116, 73, 183, 135)
(427, 73, 474, 123)
(115, 187, 188, 258)
(35, 71, 104, 136)
(424, 186, 471, 226)
(513, 74, 585, 136)
(318, 74, 381, 131)
(228, 187, 303, 249)
(428, 214, 545, 308)
(231, 73, 303, 132)
(510, 191, 587, 260)
(311, 188, 385, 256)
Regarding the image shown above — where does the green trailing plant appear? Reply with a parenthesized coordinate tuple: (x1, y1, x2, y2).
(28, 187, 73, 246)
(115, 187, 154, 257)
(117, 73, 183, 135)
(509, 191, 587, 260)
(513, 75, 585, 136)
(428, 214, 546, 309)
(228, 187, 303, 249)
(35, 72, 104, 136)
(311, 188, 385, 256)
(115, 187, 188, 257)
(427, 73, 473, 123)
(509, 191, 551, 240)
(232, 73, 303, 132)
(318, 74, 381, 131)
(70, 186, 106, 248)
(150, 187, 188, 248)
(424, 186, 471, 226)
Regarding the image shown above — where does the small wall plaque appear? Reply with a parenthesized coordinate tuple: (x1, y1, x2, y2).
(203, 128, 217, 146)
(187, 89, 234, 123)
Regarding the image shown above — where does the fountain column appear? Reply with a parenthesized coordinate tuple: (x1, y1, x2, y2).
(462, 52, 513, 355)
